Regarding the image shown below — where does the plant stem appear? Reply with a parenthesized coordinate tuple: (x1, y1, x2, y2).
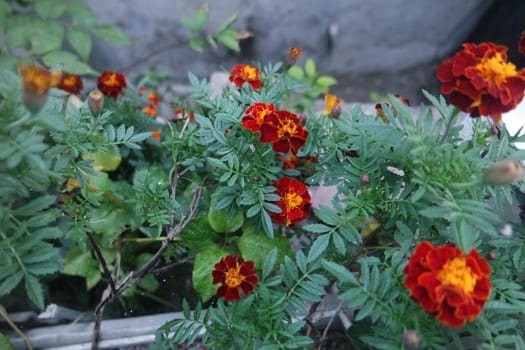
(0, 305, 33, 350)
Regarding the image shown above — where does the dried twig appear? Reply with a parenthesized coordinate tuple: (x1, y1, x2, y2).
(0, 305, 33, 350)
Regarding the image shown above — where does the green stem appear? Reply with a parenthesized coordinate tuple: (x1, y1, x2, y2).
(0, 305, 33, 350)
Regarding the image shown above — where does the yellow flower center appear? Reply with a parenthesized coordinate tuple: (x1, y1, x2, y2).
(64, 75, 77, 87)
(277, 119, 297, 139)
(241, 66, 258, 81)
(437, 257, 477, 294)
(104, 73, 120, 86)
(256, 108, 272, 125)
(476, 53, 518, 85)
(224, 263, 246, 288)
(284, 191, 303, 210)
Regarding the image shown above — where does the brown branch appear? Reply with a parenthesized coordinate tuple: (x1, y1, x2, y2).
(94, 185, 203, 315)
(86, 231, 117, 296)
(0, 305, 33, 350)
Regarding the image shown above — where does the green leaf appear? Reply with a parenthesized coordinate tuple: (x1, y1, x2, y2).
(42, 50, 97, 75)
(5, 16, 33, 48)
(0, 333, 14, 350)
(0, 2, 11, 31)
(322, 260, 358, 285)
(215, 28, 240, 52)
(67, 27, 93, 61)
(0, 271, 24, 297)
(304, 58, 316, 78)
(238, 225, 292, 270)
(193, 245, 229, 302)
(215, 12, 238, 33)
(25, 274, 44, 309)
(89, 25, 131, 45)
(180, 214, 219, 251)
(65, 0, 98, 26)
(287, 66, 304, 80)
(316, 75, 337, 88)
(302, 223, 332, 233)
(35, 0, 66, 19)
(13, 195, 56, 216)
(189, 37, 205, 52)
(307, 234, 330, 263)
(29, 22, 64, 55)
(208, 196, 244, 233)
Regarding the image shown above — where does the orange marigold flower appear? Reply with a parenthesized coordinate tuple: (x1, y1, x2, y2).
(241, 102, 276, 133)
(212, 255, 258, 301)
(403, 241, 492, 328)
(151, 130, 161, 141)
(260, 110, 308, 154)
(97, 71, 127, 98)
(325, 92, 341, 116)
(58, 73, 83, 95)
(229, 64, 262, 90)
(286, 47, 303, 67)
(142, 104, 157, 117)
(19, 65, 61, 112)
(519, 30, 525, 56)
(437, 42, 525, 124)
(270, 176, 311, 227)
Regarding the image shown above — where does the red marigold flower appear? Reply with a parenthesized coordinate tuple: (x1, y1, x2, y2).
(270, 176, 311, 227)
(260, 110, 308, 154)
(403, 241, 492, 328)
(212, 255, 258, 301)
(519, 30, 525, 56)
(229, 64, 262, 90)
(241, 102, 275, 133)
(58, 73, 83, 95)
(437, 42, 525, 124)
(97, 71, 127, 98)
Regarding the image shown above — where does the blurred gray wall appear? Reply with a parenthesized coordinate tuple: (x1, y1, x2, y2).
(86, 0, 493, 98)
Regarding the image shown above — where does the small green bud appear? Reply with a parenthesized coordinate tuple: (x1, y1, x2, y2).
(88, 90, 104, 116)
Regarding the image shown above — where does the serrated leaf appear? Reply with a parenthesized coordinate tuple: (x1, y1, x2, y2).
(0, 271, 24, 297)
(303, 223, 332, 233)
(67, 27, 93, 61)
(13, 195, 56, 216)
(307, 234, 330, 263)
(25, 274, 44, 309)
(90, 25, 131, 45)
(215, 28, 240, 52)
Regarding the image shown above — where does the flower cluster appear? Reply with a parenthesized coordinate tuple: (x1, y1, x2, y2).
(139, 86, 160, 117)
(212, 255, 258, 301)
(404, 241, 492, 328)
(437, 42, 525, 124)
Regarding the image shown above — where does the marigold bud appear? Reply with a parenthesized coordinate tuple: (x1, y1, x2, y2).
(403, 330, 421, 348)
(330, 104, 342, 118)
(483, 159, 523, 186)
(88, 90, 104, 117)
(359, 173, 370, 185)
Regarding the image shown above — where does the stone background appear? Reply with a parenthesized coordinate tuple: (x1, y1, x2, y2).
(86, 0, 525, 104)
